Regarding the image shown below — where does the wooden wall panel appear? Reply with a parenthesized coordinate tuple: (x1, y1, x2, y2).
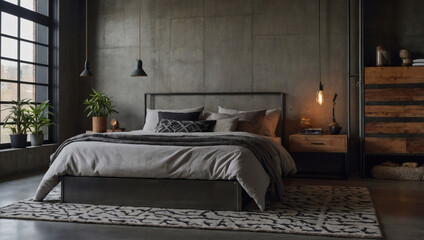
(365, 67, 424, 84)
(405, 105, 424, 117)
(407, 139, 424, 153)
(365, 122, 424, 134)
(365, 88, 424, 102)
(365, 138, 406, 153)
(365, 105, 404, 117)
(366, 137, 424, 153)
(365, 67, 424, 155)
(365, 105, 424, 117)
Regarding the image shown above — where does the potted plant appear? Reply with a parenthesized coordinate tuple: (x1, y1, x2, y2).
(2, 99, 31, 148)
(28, 100, 55, 146)
(83, 89, 118, 132)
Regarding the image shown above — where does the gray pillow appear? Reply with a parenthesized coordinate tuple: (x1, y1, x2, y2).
(143, 106, 204, 131)
(214, 117, 239, 132)
(200, 112, 239, 132)
(218, 106, 281, 136)
(216, 107, 266, 134)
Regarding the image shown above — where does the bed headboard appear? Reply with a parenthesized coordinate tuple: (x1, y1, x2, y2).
(144, 92, 286, 141)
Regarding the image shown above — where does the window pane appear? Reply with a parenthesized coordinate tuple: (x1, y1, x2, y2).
(20, 83, 34, 101)
(1, 37, 18, 59)
(4, 0, 18, 5)
(0, 103, 14, 144)
(20, 18, 49, 45)
(35, 85, 48, 102)
(20, 0, 49, 17)
(43, 126, 48, 140)
(20, 63, 48, 84)
(1, 12, 18, 37)
(0, 103, 12, 124)
(1, 60, 18, 80)
(35, 65, 48, 84)
(20, 84, 48, 102)
(20, 0, 36, 13)
(20, 63, 34, 82)
(20, 42, 48, 65)
(1, 127, 12, 144)
(1, 82, 17, 101)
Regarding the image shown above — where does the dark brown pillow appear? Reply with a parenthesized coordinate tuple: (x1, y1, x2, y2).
(218, 106, 280, 136)
(232, 110, 266, 134)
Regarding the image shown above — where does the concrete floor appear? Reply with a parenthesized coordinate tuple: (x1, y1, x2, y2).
(0, 173, 423, 240)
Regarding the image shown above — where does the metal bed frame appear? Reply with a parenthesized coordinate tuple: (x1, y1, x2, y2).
(61, 92, 285, 211)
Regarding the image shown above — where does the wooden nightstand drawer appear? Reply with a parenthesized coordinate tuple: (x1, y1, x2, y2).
(289, 134, 347, 153)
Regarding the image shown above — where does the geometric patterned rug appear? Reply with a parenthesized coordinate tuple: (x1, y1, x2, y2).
(0, 185, 382, 239)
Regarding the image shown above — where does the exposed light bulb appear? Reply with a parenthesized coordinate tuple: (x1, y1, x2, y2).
(316, 90, 324, 105)
(316, 81, 324, 105)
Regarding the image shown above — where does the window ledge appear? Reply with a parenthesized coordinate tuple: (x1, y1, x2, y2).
(0, 143, 58, 153)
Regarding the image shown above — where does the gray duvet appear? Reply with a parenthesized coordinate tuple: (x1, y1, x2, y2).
(34, 131, 296, 210)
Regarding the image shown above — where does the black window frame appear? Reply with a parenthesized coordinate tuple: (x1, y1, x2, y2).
(0, 0, 56, 149)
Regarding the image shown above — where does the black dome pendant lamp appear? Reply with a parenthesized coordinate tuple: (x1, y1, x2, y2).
(131, 0, 147, 77)
(80, 0, 92, 77)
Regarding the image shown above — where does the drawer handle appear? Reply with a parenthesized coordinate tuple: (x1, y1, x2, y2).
(311, 142, 325, 145)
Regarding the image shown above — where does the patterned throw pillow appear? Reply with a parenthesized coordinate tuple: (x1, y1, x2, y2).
(154, 119, 215, 133)
(143, 106, 205, 131)
(158, 111, 201, 122)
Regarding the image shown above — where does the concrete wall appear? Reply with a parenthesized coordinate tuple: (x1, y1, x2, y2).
(58, 0, 87, 142)
(85, 0, 361, 171)
(86, 0, 352, 135)
(0, 145, 57, 178)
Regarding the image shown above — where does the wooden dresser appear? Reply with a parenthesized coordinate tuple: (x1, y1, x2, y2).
(364, 67, 424, 155)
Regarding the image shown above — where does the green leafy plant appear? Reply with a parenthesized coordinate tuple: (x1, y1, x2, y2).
(2, 99, 31, 135)
(29, 100, 55, 135)
(83, 89, 118, 117)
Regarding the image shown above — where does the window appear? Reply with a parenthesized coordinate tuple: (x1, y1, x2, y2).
(0, 0, 53, 147)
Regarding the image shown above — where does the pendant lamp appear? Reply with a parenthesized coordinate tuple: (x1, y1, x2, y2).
(131, 0, 147, 77)
(316, 0, 323, 105)
(80, 0, 92, 77)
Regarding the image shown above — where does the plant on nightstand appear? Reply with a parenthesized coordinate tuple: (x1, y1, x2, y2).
(2, 99, 31, 148)
(83, 89, 118, 132)
(28, 100, 55, 146)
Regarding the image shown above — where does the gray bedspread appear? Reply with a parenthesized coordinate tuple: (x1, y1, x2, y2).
(34, 131, 296, 210)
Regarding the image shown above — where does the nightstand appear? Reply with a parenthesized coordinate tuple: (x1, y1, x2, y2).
(289, 134, 348, 179)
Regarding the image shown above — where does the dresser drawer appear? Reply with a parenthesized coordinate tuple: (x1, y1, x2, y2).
(289, 134, 347, 153)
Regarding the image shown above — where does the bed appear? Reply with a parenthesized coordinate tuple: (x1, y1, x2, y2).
(34, 92, 296, 211)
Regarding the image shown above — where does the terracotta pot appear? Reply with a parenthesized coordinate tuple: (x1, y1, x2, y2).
(92, 117, 107, 132)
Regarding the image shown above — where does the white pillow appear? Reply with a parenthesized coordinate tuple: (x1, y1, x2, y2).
(143, 106, 204, 131)
(218, 106, 281, 136)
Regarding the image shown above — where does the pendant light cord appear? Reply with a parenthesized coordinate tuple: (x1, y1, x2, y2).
(138, 0, 141, 60)
(318, 0, 321, 85)
(85, 0, 88, 61)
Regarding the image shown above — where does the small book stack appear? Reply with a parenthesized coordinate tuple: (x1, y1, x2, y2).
(301, 128, 323, 135)
(412, 59, 424, 66)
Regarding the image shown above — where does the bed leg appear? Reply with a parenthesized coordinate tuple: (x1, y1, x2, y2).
(60, 176, 64, 203)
